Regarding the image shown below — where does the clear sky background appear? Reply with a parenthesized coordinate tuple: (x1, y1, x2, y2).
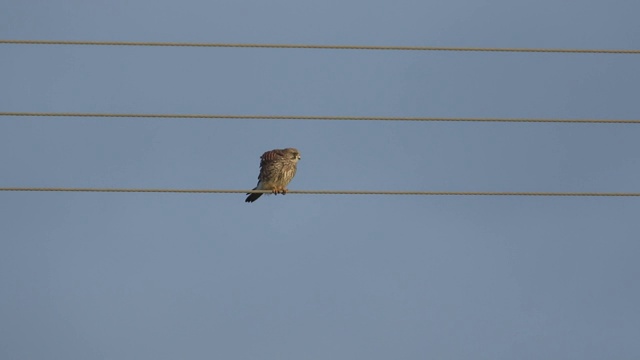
(1, 1, 640, 359)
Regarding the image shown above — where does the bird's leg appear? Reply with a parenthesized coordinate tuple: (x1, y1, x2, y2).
(272, 187, 280, 195)
(281, 188, 288, 195)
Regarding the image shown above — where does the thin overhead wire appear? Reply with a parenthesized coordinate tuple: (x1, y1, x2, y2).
(1, 187, 639, 197)
(2, 112, 639, 124)
(1, 39, 639, 54)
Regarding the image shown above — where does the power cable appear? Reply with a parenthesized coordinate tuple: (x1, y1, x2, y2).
(2, 112, 639, 124)
(1, 39, 639, 54)
(1, 187, 639, 197)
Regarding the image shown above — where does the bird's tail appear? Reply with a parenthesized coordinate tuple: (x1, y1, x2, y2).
(245, 188, 262, 203)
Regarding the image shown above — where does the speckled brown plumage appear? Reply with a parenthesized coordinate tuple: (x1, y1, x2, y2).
(245, 148, 301, 203)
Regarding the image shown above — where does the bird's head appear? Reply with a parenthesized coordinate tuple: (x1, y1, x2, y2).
(285, 148, 301, 162)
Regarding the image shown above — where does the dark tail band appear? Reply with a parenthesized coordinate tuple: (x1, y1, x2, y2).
(245, 192, 262, 203)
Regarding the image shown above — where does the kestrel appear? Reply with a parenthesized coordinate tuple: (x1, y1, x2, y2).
(245, 148, 301, 203)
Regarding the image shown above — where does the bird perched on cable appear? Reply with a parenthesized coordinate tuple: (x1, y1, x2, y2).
(245, 148, 301, 203)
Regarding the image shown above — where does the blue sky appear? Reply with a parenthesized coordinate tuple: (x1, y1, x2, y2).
(1, 1, 640, 359)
